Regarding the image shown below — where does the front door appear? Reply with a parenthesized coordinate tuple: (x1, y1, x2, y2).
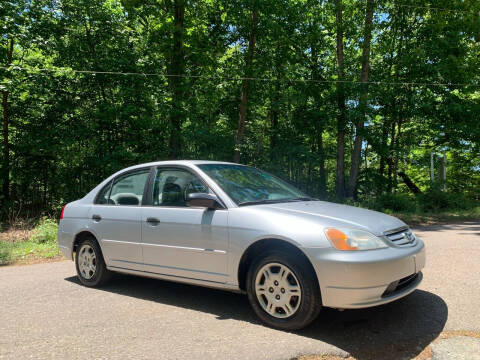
(89, 168, 150, 271)
(141, 167, 229, 283)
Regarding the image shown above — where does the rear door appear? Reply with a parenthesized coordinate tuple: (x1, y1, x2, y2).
(141, 166, 229, 283)
(89, 168, 151, 271)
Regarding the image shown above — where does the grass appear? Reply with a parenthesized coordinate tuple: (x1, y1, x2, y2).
(0, 218, 62, 266)
(384, 207, 480, 226)
(0, 240, 61, 265)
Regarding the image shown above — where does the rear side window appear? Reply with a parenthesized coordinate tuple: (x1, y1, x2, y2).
(95, 169, 150, 206)
(109, 170, 150, 206)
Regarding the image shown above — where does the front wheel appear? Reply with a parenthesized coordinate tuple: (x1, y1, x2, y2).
(75, 237, 112, 287)
(246, 251, 322, 330)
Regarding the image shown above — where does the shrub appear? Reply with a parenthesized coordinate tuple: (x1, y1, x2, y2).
(376, 193, 416, 213)
(0, 242, 11, 264)
(419, 190, 475, 212)
(30, 218, 58, 244)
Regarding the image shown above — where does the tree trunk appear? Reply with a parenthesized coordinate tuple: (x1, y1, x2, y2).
(346, 0, 374, 198)
(2, 38, 14, 201)
(317, 127, 326, 195)
(334, 0, 346, 199)
(233, 8, 258, 163)
(255, 114, 268, 162)
(379, 120, 388, 179)
(440, 153, 447, 191)
(310, 41, 326, 196)
(387, 119, 396, 191)
(398, 172, 421, 194)
(168, 0, 185, 159)
(269, 79, 280, 160)
(392, 118, 403, 192)
(270, 50, 281, 161)
(379, 66, 394, 190)
(474, 11, 479, 43)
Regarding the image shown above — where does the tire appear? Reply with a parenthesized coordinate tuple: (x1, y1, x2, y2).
(246, 250, 321, 330)
(75, 236, 112, 287)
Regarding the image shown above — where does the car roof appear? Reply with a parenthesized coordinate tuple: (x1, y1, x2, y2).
(119, 160, 243, 172)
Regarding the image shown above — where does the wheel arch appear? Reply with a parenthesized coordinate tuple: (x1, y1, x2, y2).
(72, 230, 100, 257)
(237, 238, 318, 292)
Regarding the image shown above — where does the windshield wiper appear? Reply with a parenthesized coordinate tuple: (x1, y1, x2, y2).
(238, 197, 316, 206)
(238, 199, 285, 206)
(288, 197, 317, 202)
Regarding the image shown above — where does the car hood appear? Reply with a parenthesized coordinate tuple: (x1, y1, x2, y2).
(262, 200, 406, 236)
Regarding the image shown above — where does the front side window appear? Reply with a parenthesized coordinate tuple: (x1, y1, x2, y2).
(153, 168, 208, 207)
(108, 169, 150, 206)
(197, 164, 310, 206)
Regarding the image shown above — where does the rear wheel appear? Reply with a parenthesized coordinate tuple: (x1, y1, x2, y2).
(246, 251, 321, 330)
(75, 237, 112, 287)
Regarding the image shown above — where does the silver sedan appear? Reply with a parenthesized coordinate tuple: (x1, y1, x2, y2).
(58, 160, 425, 330)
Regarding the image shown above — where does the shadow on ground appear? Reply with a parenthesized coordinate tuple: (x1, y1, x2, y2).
(66, 274, 447, 359)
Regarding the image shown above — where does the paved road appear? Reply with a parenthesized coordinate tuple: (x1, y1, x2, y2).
(1, 222, 479, 359)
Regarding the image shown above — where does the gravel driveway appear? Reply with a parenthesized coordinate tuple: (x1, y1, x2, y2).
(1, 221, 479, 359)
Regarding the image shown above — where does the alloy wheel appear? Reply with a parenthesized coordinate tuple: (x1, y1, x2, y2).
(255, 262, 302, 318)
(78, 244, 96, 280)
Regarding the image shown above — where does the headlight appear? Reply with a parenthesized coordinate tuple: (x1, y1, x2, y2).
(324, 227, 387, 251)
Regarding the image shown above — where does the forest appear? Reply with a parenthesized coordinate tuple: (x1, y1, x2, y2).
(1, 0, 480, 222)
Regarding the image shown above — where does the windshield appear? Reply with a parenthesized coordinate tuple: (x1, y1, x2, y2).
(198, 164, 312, 206)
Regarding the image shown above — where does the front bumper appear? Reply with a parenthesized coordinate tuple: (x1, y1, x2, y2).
(303, 239, 426, 309)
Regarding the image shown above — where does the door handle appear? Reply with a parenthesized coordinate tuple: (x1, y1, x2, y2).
(92, 214, 102, 222)
(146, 217, 160, 225)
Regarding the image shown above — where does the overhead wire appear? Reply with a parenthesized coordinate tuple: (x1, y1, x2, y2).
(1, 65, 479, 88)
(391, 3, 479, 15)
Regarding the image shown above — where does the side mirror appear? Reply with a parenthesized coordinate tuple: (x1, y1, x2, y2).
(187, 193, 223, 209)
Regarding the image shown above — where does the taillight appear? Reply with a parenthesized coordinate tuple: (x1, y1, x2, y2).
(60, 205, 66, 220)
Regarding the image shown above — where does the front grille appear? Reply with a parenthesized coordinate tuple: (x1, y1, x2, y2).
(382, 273, 420, 297)
(384, 227, 416, 247)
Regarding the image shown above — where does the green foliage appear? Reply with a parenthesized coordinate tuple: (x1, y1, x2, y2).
(391, 207, 480, 225)
(419, 189, 476, 213)
(0, 239, 59, 265)
(0, 242, 9, 264)
(0, 0, 479, 218)
(30, 218, 58, 244)
(375, 194, 417, 213)
(0, 217, 59, 265)
(355, 190, 479, 220)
